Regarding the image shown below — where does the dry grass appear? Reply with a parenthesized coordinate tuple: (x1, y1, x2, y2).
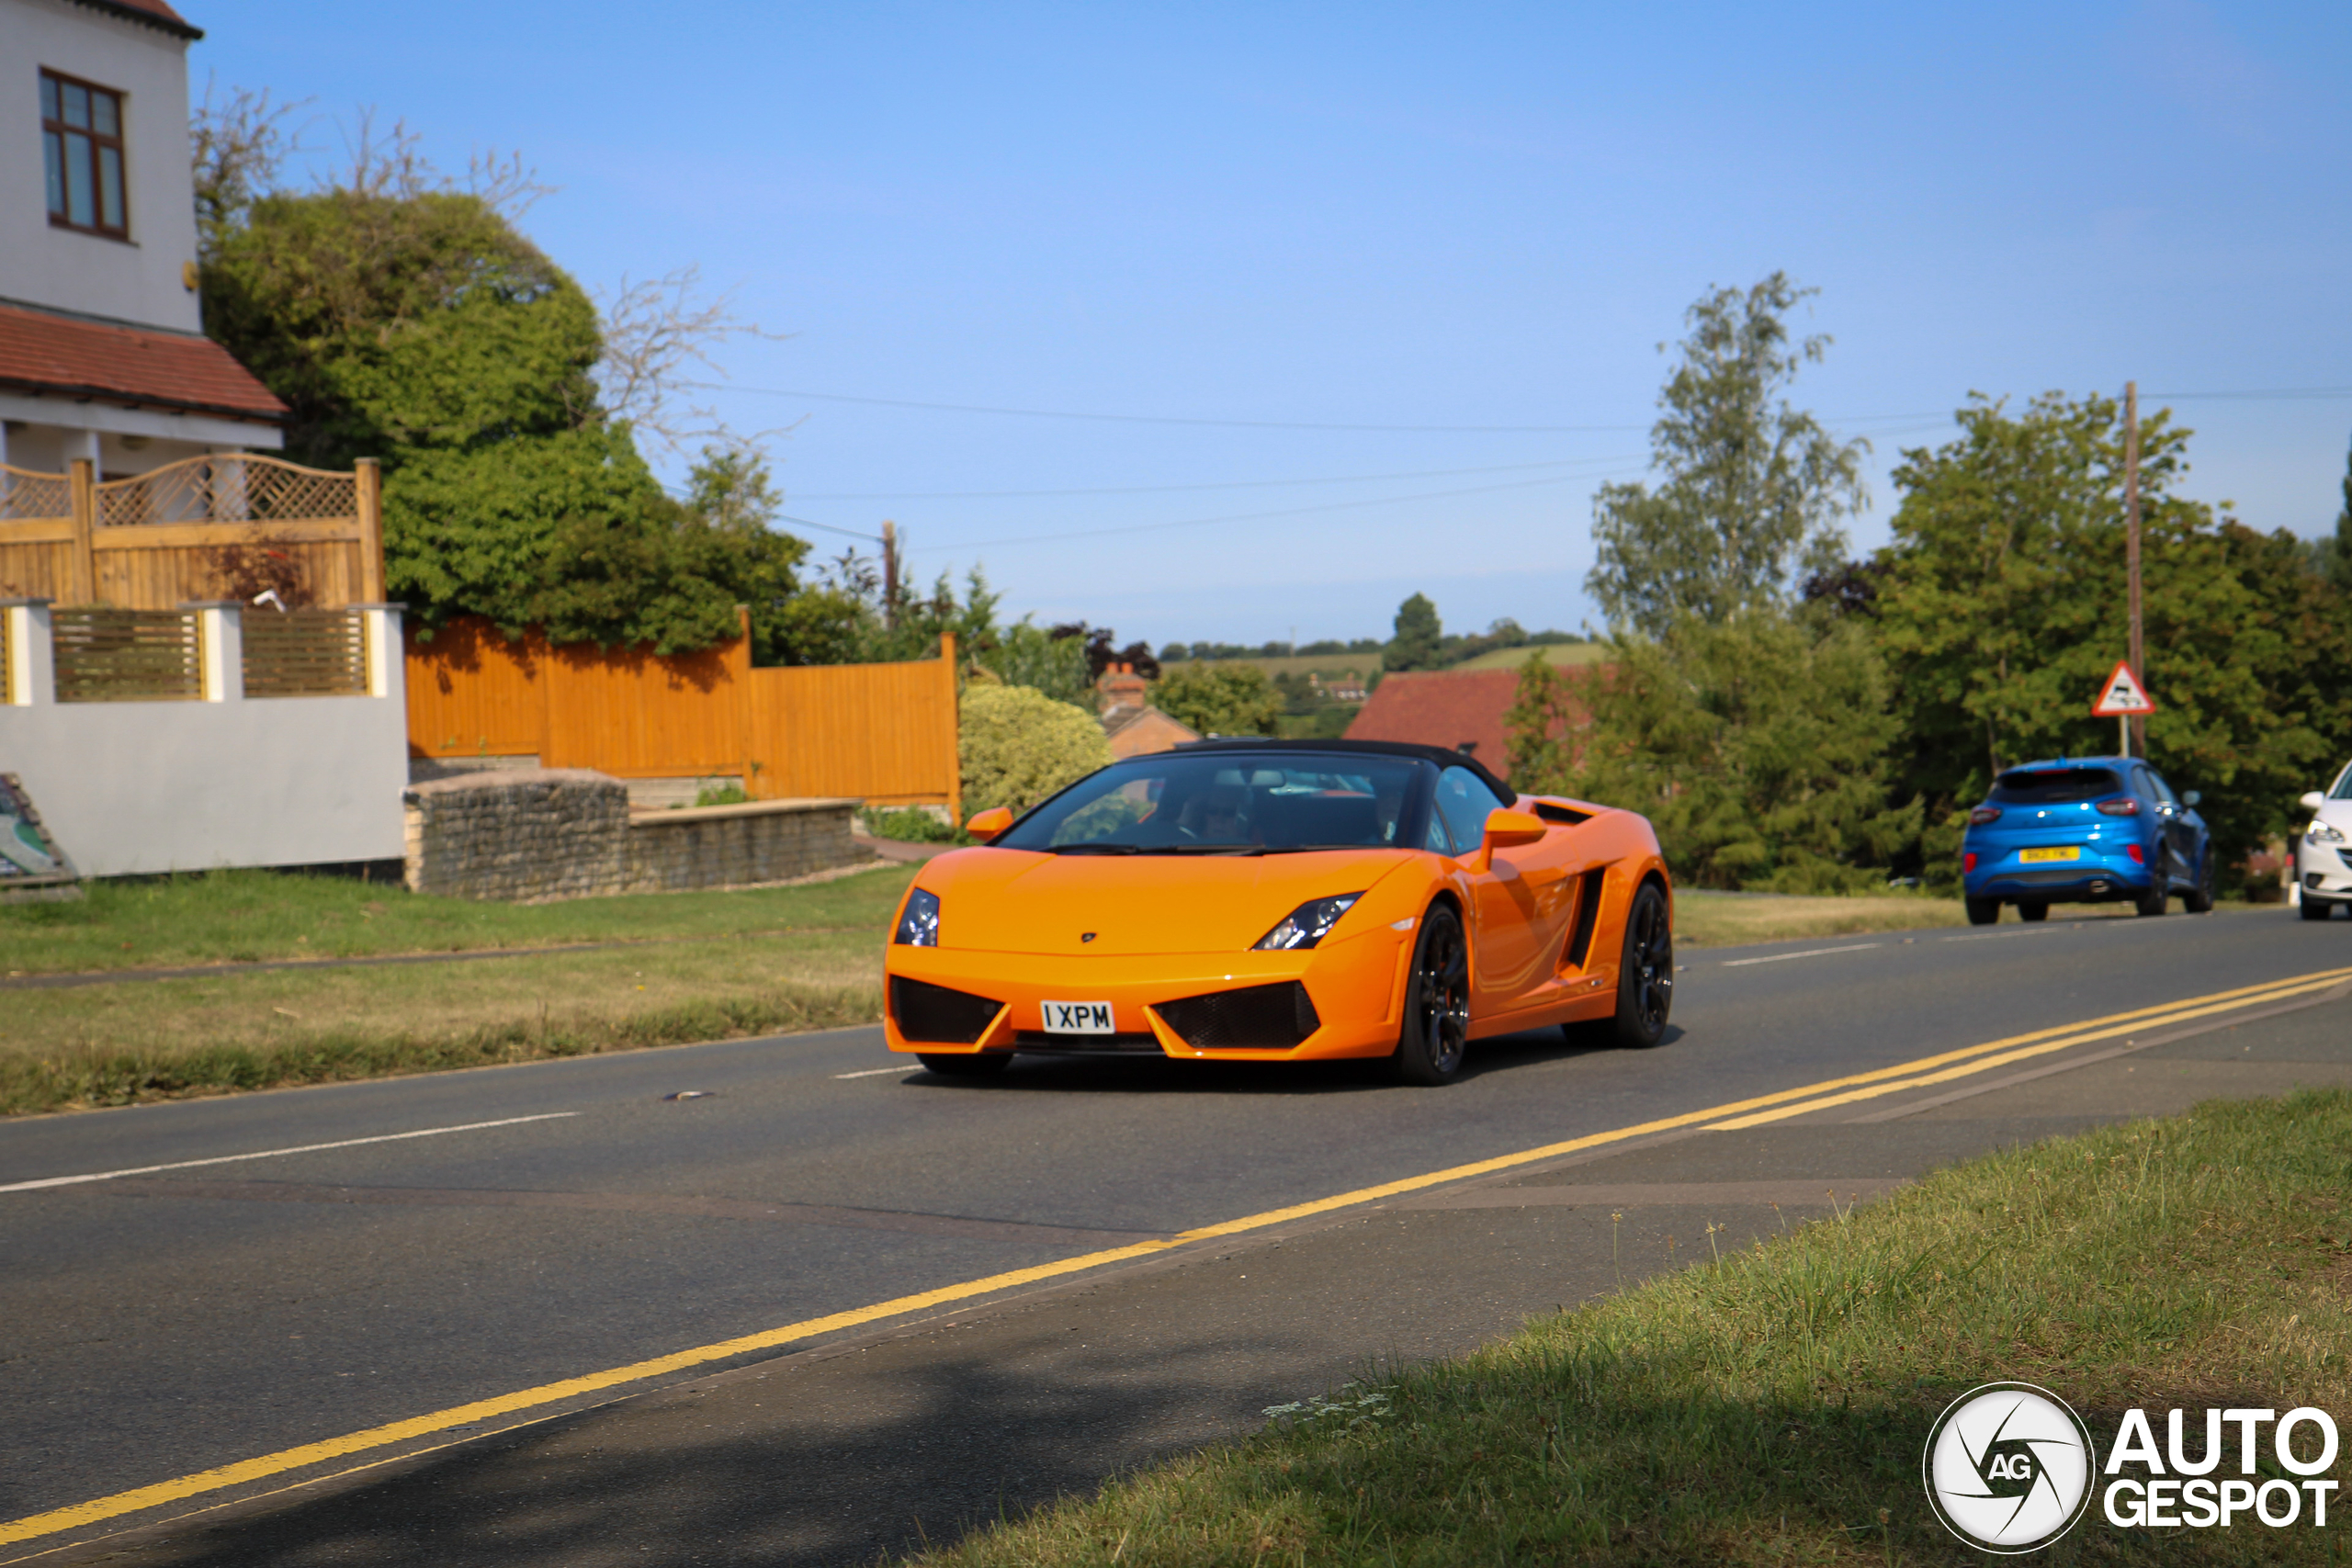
(916, 1090, 2352, 1566)
(0, 934, 884, 1115)
(0, 863, 916, 976)
(1673, 889, 1973, 947)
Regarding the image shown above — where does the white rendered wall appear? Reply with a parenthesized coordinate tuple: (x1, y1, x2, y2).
(0, 0, 203, 333)
(0, 697, 409, 874)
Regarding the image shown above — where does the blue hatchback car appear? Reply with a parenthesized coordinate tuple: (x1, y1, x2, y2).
(1961, 756, 2213, 925)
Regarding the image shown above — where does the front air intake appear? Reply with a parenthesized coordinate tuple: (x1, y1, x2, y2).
(1154, 982, 1320, 1049)
(889, 976, 1003, 1043)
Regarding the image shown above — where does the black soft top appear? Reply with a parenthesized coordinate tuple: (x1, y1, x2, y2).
(1168, 737, 1518, 806)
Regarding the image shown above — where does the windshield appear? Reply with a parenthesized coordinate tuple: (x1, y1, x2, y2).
(1989, 768, 2124, 807)
(2333, 761, 2352, 801)
(995, 752, 1431, 854)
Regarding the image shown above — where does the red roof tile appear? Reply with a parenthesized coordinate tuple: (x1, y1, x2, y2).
(1345, 665, 1588, 781)
(0, 302, 283, 423)
(76, 0, 201, 39)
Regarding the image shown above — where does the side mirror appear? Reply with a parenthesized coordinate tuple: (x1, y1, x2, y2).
(1476, 807, 1548, 868)
(2303, 792, 2328, 813)
(2181, 790, 2200, 807)
(964, 806, 1014, 842)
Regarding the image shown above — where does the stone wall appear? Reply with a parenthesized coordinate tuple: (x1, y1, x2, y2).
(402, 770, 867, 901)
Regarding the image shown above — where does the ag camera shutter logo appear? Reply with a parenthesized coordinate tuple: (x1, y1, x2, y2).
(1923, 1382, 2096, 1552)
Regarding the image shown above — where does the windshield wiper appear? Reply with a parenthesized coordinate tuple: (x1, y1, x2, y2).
(1048, 843, 1143, 854)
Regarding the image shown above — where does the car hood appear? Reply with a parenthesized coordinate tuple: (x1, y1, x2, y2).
(916, 847, 1417, 955)
(2315, 801, 2352, 837)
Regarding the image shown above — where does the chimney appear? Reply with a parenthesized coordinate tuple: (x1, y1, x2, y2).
(1099, 662, 1148, 715)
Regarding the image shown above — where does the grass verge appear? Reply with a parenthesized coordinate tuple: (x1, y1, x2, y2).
(1673, 888, 1971, 947)
(0, 863, 915, 976)
(1, 932, 888, 1116)
(915, 1090, 2352, 1566)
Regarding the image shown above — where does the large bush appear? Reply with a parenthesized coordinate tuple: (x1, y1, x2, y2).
(959, 683, 1114, 819)
(1151, 662, 1281, 736)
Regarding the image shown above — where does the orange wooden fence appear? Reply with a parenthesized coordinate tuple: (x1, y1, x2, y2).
(405, 615, 962, 811)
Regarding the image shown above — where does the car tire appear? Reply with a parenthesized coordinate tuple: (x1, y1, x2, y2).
(2184, 852, 2216, 914)
(2301, 896, 2334, 922)
(1392, 903, 1470, 1085)
(2135, 883, 2168, 918)
(1965, 897, 2000, 926)
(1607, 880, 1674, 1049)
(2018, 900, 2049, 923)
(917, 1052, 1011, 1077)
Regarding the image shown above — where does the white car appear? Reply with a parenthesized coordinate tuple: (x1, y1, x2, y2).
(2298, 763, 2352, 920)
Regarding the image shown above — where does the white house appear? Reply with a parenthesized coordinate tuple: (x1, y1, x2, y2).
(0, 0, 285, 475)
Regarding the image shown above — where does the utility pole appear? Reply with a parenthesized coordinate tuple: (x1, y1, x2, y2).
(2122, 383, 2144, 760)
(879, 520, 901, 633)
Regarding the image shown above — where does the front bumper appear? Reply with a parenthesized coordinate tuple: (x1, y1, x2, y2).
(883, 926, 1412, 1061)
(2298, 839, 2352, 904)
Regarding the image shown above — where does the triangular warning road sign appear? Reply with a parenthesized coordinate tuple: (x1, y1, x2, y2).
(2092, 661, 2156, 717)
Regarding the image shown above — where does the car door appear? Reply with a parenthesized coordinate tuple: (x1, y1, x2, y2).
(2143, 767, 2193, 886)
(1432, 766, 1572, 1010)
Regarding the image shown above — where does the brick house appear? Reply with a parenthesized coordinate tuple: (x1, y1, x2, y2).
(1344, 665, 1586, 781)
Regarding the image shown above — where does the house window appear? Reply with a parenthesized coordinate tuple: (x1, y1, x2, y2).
(41, 70, 129, 239)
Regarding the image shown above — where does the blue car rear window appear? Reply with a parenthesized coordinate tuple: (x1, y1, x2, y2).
(1989, 768, 2123, 806)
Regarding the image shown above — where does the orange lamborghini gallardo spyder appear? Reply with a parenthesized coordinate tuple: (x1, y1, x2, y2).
(884, 739, 1673, 1085)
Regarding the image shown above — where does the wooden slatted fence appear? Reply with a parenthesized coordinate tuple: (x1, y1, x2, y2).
(0, 455, 382, 609)
(50, 609, 203, 703)
(243, 610, 369, 698)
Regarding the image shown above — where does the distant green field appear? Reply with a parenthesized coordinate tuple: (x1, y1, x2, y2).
(1448, 641, 1608, 671)
(1162, 652, 1383, 681)
(1165, 643, 1605, 681)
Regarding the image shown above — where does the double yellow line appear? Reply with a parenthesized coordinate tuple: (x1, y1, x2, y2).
(8, 962, 2349, 1553)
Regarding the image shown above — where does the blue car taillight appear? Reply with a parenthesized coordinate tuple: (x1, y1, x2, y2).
(1969, 807, 2002, 825)
(2097, 798, 2141, 816)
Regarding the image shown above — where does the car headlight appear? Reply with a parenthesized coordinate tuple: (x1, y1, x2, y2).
(2310, 822, 2349, 846)
(895, 887, 942, 946)
(1251, 893, 1363, 952)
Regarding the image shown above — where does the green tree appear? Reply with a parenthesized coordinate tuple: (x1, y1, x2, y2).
(1385, 593, 1443, 671)
(1587, 273, 1867, 635)
(1150, 662, 1282, 736)
(1874, 393, 2352, 886)
(958, 683, 1113, 818)
(2325, 434, 2352, 595)
(1510, 615, 1918, 892)
(971, 620, 1095, 706)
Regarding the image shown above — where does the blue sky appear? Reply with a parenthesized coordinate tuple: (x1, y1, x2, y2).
(191, 2, 2352, 649)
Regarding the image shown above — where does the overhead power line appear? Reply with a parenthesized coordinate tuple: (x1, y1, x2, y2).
(933, 469, 1636, 551)
(790, 453, 1642, 502)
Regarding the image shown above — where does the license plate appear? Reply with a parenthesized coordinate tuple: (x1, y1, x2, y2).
(1039, 1000, 1116, 1034)
(2018, 846, 2080, 864)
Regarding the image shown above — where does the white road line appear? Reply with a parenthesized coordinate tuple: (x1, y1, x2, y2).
(1720, 942, 1882, 968)
(0, 1112, 579, 1193)
(833, 1065, 920, 1079)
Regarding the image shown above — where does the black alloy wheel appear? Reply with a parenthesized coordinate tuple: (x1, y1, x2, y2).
(2018, 900, 2050, 923)
(1392, 904, 1470, 1085)
(1964, 896, 2000, 927)
(2301, 893, 2335, 922)
(1610, 881, 1674, 1048)
(918, 1052, 1012, 1077)
(2184, 852, 2216, 914)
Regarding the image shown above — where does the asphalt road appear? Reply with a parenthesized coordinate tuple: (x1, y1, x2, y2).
(5, 904, 2350, 1562)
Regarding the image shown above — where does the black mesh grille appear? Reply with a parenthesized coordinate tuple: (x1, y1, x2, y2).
(1153, 982, 1321, 1049)
(1013, 1032, 1165, 1053)
(890, 976, 1003, 1043)
(1533, 802, 1592, 826)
